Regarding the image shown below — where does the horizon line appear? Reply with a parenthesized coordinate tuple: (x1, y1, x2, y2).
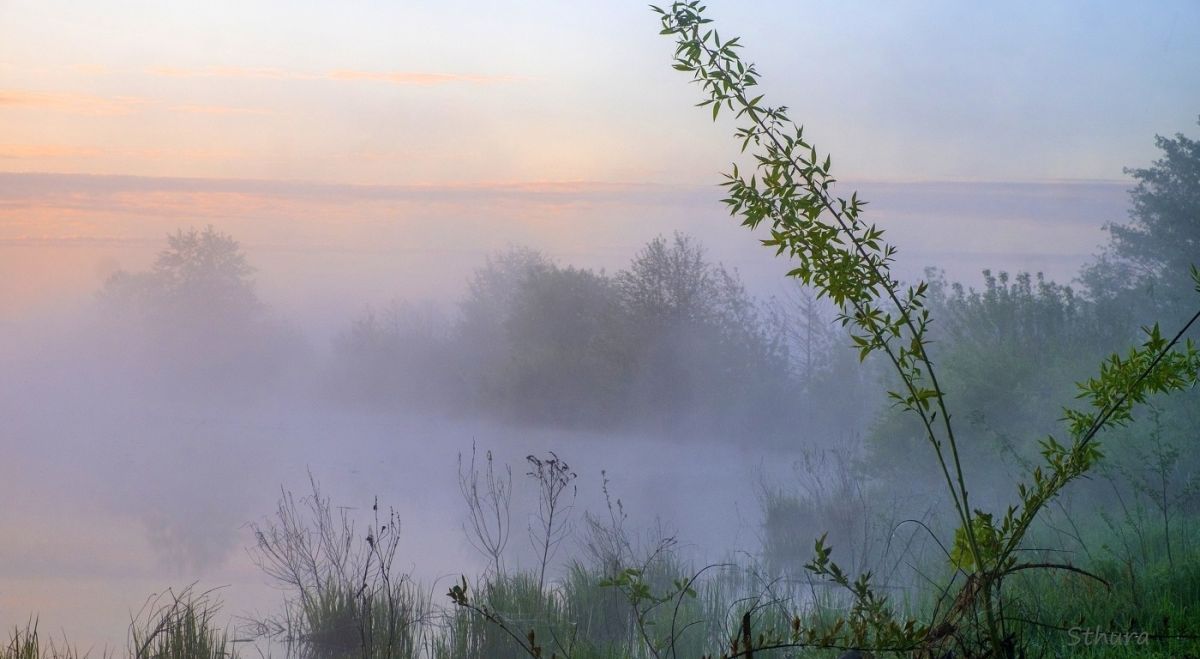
(0, 170, 1132, 192)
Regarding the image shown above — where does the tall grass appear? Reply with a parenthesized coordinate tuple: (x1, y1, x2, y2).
(296, 580, 427, 659)
(246, 477, 431, 659)
(434, 571, 567, 659)
(1002, 523, 1200, 658)
(9, 459, 1200, 659)
(3, 621, 88, 659)
(129, 586, 234, 659)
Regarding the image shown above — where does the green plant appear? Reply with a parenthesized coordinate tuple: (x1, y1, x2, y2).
(443, 573, 569, 659)
(129, 585, 235, 659)
(246, 476, 428, 659)
(3, 621, 86, 659)
(653, 2, 1200, 656)
(1084, 117, 1200, 318)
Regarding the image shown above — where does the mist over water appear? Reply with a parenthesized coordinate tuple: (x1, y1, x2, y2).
(0, 270, 799, 649)
(3, 0, 1198, 653)
(0, 174, 1133, 651)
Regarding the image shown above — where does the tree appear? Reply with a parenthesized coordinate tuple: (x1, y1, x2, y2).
(653, 3, 1200, 655)
(504, 264, 629, 426)
(413, 237, 799, 434)
(1085, 119, 1200, 319)
(455, 247, 555, 413)
(103, 225, 259, 323)
(773, 283, 877, 439)
(616, 233, 730, 325)
(616, 233, 794, 433)
(100, 226, 289, 395)
(862, 270, 1135, 512)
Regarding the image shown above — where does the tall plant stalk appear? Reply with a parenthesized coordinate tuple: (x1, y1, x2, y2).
(653, 2, 1200, 655)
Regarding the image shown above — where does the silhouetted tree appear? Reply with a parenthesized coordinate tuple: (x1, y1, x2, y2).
(100, 226, 291, 396)
(616, 233, 793, 433)
(103, 226, 259, 326)
(504, 265, 629, 425)
(1084, 118, 1200, 322)
(455, 247, 556, 414)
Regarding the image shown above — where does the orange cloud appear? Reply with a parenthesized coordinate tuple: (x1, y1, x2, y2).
(147, 65, 514, 85)
(73, 63, 112, 76)
(328, 69, 514, 85)
(0, 89, 273, 117)
(147, 65, 320, 80)
(0, 144, 103, 159)
(0, 90, 147, 115)
(112, 147, 246, 160)
(168, 104, 273, 115)
(0, 145, 245, 161)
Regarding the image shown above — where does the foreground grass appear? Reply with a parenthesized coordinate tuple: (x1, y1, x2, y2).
(7, 544, 1200, 659)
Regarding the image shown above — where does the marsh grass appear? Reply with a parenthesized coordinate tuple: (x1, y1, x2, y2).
(7, 492, 1200, 659)
(129, 586, 234, 659)
(434, 572, 566, 659)
(4, 622, 43, 659)
(3, 621, 90, 659)
(8, 451, 1200, 659)
(247, 476, 431, 659)
(1004, 530, 1200, 657)
(292, 580, 427, 659)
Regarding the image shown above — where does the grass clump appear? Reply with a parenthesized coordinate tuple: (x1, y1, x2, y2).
(3, 621, 88, 659)
(129, 586, 234, 659)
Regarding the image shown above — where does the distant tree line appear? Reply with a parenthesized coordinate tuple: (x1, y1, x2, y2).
(97, 226, 872, 441)
(331, 233, 870, 440)
(864, 120, 1200, 516)
(96, 120, 1198, 461)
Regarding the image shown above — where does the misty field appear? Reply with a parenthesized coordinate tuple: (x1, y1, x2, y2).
(5, 2, 1200, 659)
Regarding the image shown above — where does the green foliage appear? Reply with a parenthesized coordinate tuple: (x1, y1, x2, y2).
(295, 580, 424, 659)
(655, 1, 1200, 656)
(1098, 119, 1200, 308)
(441, 572, 565, 659)
(758, 447, 894, 583)
(505, 265, 628, 424)
(1006, 520, 1200, 658)
(129, 586, 236, 659)
(2, 622, 83, 659)
(246, 479, 427, 659)
(866, 270, 1118, 496)
(560, 563, 637, 657)
(653, 0, 987, 636)
(950, 512, 1001, 573)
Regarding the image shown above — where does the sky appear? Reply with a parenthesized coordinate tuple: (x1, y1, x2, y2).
(2, 0, 1199, 317)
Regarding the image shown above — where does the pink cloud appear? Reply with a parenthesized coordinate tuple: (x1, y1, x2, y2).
(0, 89, 273, 118)
(168, 104, 273, 116)
(328, 69, 515, 85)
(0, 145, 244, 161)
(0, 90, 148, 115)
(0, 144, 103, 159)
(147, 65, 515, 86)
(147, 65, 320, 80)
